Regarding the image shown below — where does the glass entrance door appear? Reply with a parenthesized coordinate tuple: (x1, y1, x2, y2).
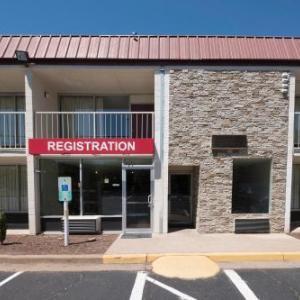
(123, 167, 152, 233)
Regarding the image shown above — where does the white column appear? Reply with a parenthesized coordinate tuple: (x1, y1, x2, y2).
(153, 68, 169, 234)
(25, 70, 41, 234)
(162, 71, 170, 233)
(285, 74, 296, 233)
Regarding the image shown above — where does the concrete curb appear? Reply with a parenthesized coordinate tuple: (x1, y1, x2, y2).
(0, 252, 300, 264)
(0, 255, 103, 264)
(102, 252, 300, 264)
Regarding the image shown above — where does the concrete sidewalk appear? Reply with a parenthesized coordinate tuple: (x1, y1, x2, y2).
(1, 230, 300, 265)
(105, 230, 300, 255)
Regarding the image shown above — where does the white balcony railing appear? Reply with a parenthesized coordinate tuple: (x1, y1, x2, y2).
(35, 111, 154, 139)
(0, 112, 26, 150)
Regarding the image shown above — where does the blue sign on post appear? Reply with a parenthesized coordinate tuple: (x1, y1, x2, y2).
(58, 177, 72, 247)
(58, 177, 72, 202)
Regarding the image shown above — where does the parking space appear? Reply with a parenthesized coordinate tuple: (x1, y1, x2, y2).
(0, 272, 13, 282)
(142, 272, 243, 300)
(237, 269, 300, 300)
(0, 271, 136, 300)
(0, 268, 299, 299)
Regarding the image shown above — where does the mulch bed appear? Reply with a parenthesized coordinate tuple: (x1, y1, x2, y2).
(0, 234, 118, 255)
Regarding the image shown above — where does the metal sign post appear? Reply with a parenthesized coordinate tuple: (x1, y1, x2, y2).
(63, 201, 69, 246)
(58, 177, 72, 247)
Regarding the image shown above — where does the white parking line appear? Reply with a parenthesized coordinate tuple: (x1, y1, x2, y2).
(224, 269, 259, 300)
(0, 272, 23, 287)
(146, 276, 197, 300)
(129, 271, 147, 300)
(130, 271, 196, 300)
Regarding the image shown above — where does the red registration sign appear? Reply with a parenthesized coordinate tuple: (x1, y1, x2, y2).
(28, 138, 154, 155)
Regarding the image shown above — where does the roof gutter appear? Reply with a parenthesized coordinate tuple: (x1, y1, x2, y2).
(1, 58, 300, 67)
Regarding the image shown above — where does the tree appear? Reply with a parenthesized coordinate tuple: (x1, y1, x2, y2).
(0, 211, 7, 245)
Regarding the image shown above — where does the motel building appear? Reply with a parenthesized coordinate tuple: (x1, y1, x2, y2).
(0, 35, 300, 236)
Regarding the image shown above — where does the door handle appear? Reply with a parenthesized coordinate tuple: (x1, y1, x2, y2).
(147, 194, 152, 207)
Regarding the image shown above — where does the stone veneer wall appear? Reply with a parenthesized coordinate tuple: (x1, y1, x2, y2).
(169, 70, 289, 233)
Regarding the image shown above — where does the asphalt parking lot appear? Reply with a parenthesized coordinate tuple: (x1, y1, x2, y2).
(0, 268, 299, 299)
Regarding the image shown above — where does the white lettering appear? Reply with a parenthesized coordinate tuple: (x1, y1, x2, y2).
(84, 141, 91, 151)
(48, 141, 56, 151)
(45, 139, 139, 153)
(64, 142, 72, 151)
(127, 141, 135, 151)
(118, 141, 127, 151)
(100, 142, 108, 151)
(107, 141, 115, 151)
(92, 141, 100, 151)
(77, 141, 84, 151)
(56, 142, 63, 151)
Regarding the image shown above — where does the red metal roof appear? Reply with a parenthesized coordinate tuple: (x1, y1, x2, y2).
(1, 35, 300, 62)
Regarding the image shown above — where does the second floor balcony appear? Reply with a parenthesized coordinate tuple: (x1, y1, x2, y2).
(0, 112, 25, 151)
(34, 111, 154, 139)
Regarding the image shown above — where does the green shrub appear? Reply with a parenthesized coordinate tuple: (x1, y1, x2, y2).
(0, 211, 7, 245)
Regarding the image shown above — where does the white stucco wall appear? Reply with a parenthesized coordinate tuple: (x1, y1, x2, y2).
(25, 70, 58, 234)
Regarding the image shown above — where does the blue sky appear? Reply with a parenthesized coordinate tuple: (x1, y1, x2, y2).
(0, 0, 299, 36)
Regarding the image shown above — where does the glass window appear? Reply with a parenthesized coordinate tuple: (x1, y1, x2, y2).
(60, 96, 95, 138)
(40, 158, 123, 216)
(0, 165, 27, 212)
(292, 164, 300, 210)
(0, 95, 25, 111)
(232, 159, 271, 213)
(0, 96, 25, 147)
(40, 159, 80, 215)
(102, 96, 129, 138)
(295, 97, 300, 112)
(170, 174, 191, 196)
(82, 159, 122, 215)
(60, 95, 130, 138)
(169, 174, 192, 224)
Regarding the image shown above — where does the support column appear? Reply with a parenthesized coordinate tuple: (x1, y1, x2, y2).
(153, 68, 169, 234)
(285, 74, 296, 233)
(25, 70, 41, 234)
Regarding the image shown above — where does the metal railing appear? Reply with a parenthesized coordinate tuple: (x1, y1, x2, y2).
(35, 111, 154, 139)
(0, 112, 25, 150)
(295, 113, 300, 148)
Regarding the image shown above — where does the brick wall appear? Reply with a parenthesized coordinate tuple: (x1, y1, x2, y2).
(169, 69, 289, 233)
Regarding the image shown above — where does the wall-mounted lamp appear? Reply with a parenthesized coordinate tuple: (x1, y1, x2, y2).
(15, 50, 29, 64)
(44, 91, 50, 99)
(281, 72, 290, 95)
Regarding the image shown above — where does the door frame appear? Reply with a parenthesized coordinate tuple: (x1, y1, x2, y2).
(122, 163, 154, 234)
(168, 171, 193, 226)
